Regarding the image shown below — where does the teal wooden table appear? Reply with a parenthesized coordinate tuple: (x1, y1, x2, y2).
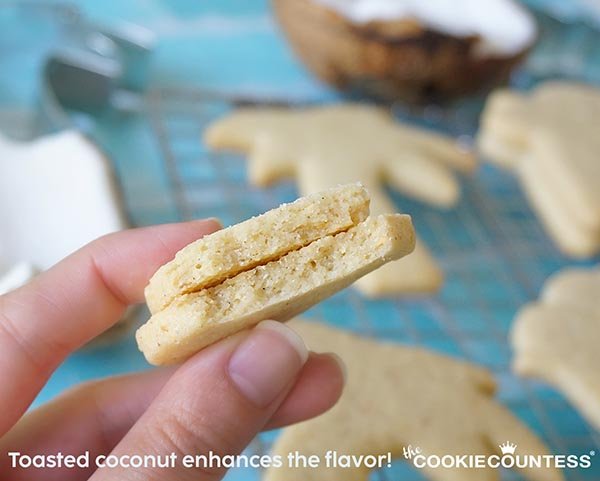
(1, 1, 599, 480)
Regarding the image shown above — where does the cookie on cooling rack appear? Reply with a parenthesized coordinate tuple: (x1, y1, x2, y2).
(264, 319, 563, 481)
(204, 103, 476, 296)
(512, 265, 600, 430)
(272, 0, 536, 101)
(478, 81, 600, 258)
(137, 184, 415, 365)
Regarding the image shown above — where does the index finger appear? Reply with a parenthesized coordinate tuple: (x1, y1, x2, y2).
(0, 219, 220, 436)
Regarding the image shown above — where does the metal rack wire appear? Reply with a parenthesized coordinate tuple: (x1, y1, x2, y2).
(1, 2, 599, 478)
(145, 85, 599, 481)
(141, 9, 600, 481)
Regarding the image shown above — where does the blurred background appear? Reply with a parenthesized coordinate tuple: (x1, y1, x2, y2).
(1, 1, 599, 480)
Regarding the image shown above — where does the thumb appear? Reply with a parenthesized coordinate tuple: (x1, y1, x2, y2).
(90, 320, 308, 481)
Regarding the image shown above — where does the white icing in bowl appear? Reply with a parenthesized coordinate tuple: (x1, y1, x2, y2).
(0, 263, 37, 295)
(0, 130, 127, 293)
(312, 0, 536, 56)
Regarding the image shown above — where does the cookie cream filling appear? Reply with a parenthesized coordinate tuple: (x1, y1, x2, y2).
(0, 130, 126, 293)
(312, 0, 536, 57)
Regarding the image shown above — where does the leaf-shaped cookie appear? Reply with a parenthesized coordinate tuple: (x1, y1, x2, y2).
(478, 82, 600, 257)
(512, 266, 600, 430)
(264, 320, 563, 481)
(205, 104, 475, 296)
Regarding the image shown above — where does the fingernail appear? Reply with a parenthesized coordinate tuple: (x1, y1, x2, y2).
(327, 352, 347, 384)
(228, 320, 308, 407)
(204, 217, 223, 229)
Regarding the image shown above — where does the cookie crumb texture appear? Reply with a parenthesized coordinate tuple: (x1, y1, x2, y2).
(137, 214, 414, 365)
(145, 183, 369, 313)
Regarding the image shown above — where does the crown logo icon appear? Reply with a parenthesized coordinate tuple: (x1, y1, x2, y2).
(499, 441, 517, 455)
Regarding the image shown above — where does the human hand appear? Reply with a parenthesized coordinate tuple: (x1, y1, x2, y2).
(0, 220, 345, 481)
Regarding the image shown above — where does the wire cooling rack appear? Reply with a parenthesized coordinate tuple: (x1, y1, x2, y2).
(0, 3, 597, 480)
(144, 86, 599, 481)
(140, 10, 600, 481)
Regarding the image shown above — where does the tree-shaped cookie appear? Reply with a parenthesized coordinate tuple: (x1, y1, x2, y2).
(205, 104, 475, 296)
(478, 82, 600, 257)
(512, 266, 600, 430)
(264, 320, 563, 481)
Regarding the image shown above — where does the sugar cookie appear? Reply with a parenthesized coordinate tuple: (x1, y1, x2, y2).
(265, 320, 563, 481)
(145, 183, 369, 314)
(137, 185, 415, 365)
(478, 82, 600, 257)
(512, 266, 600, 430)
(205, 104, 476, 295)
